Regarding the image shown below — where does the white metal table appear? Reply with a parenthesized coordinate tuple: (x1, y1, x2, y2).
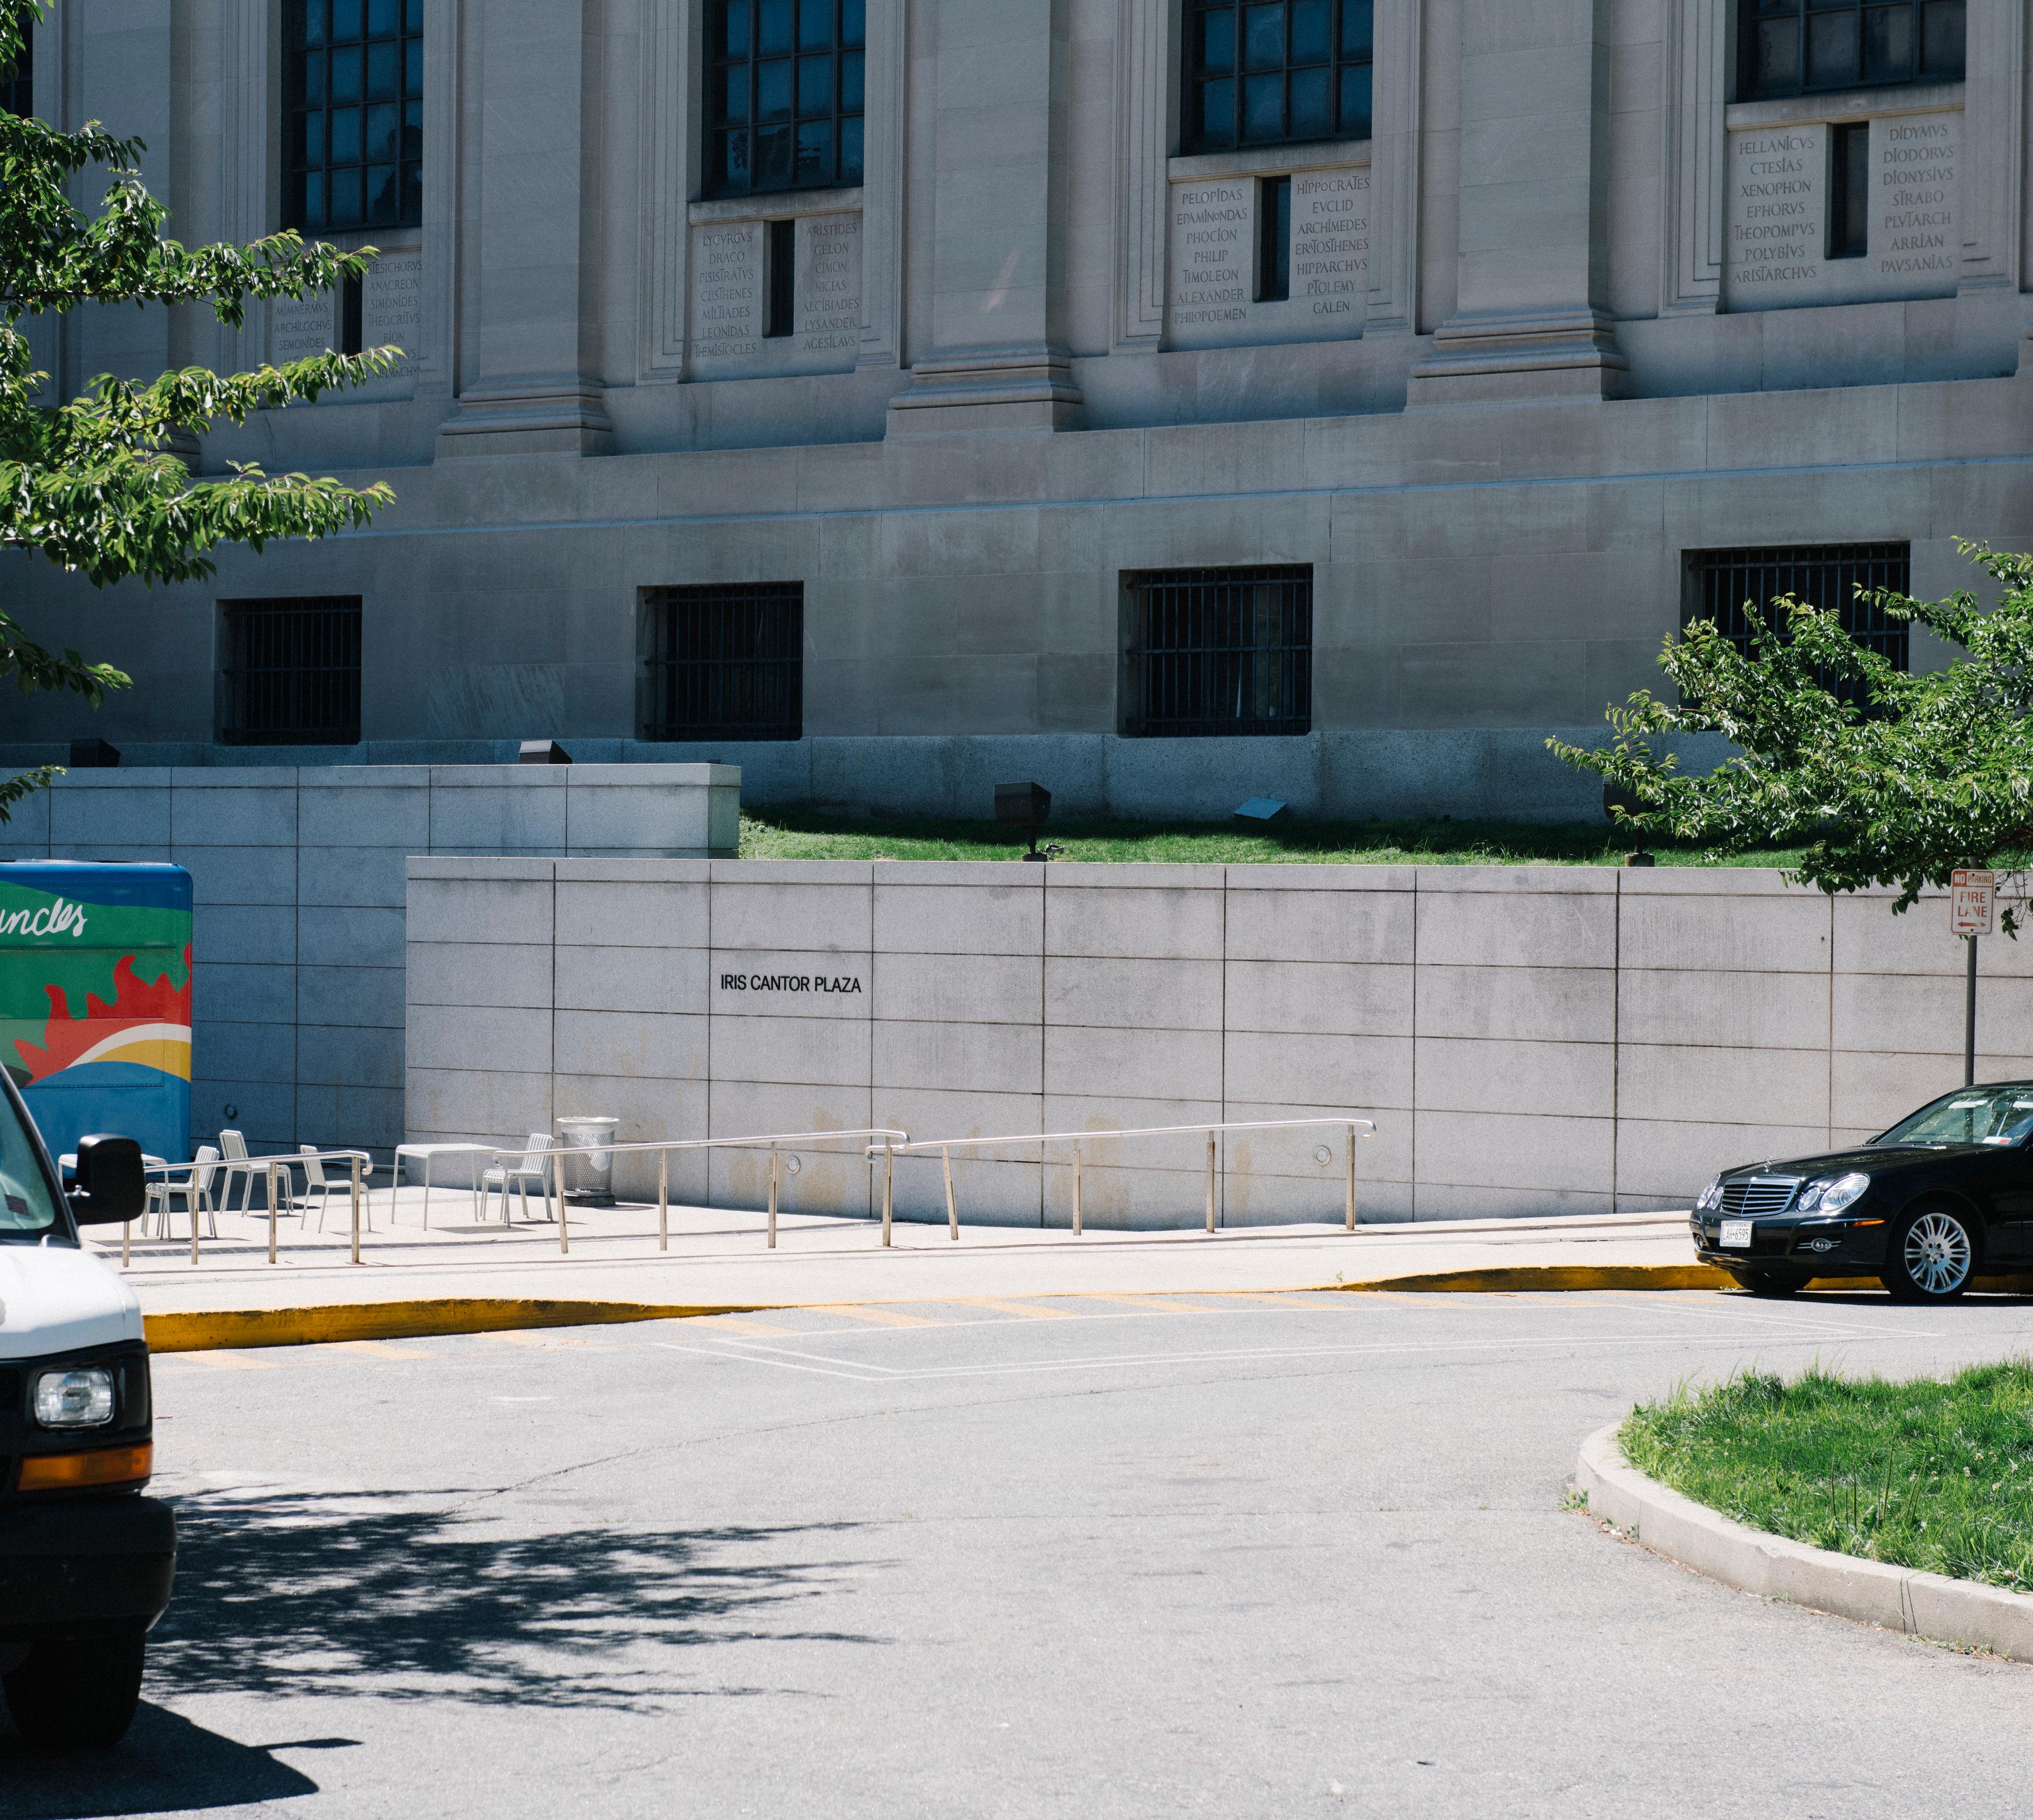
(392, 1143, 492, 1228)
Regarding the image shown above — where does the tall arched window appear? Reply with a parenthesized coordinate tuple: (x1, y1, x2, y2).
(285, 0, 424, 232)
(707, 0, 866, 199)
(1182, 1, 1372, 156)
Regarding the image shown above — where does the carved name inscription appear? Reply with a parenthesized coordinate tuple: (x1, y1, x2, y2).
(796, 211, 863, 356)
(364, 249, 424, 367)
(272, 290, 337, 363)
(1165, 166, 1369, 351)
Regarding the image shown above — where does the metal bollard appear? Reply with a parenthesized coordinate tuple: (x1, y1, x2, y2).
(1073, 1140, 1083, 1237)
(768, 1145, 779, 1250)
(1344, 1122, 1357, 1231)
(1205, 1131, 1217, 1234)
(942, 1145, 957, 1241)
(268, 1161, 281, 1263)
(349, 1155, 363, 1266)
(881, 1141, 894, 1247)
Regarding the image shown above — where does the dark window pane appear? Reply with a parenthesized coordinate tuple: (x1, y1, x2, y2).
(401, 160, 422, 223)
(1341, 0, 1373, 57)
(759, 0, 793, 55)
(330, 106, 362, 164)
(328, 164, 364, 226)
(1199, 7, 1235, 74)
(366, 101, 400, 160)
(1290, 0, 1329, 62)
(1243, 72, 1283, 139)
(1244, 4, 1285, 70)
(331, 0, 362, 38)
(797, 53, 833, 117)
(367, 39, 399, 98)
(758, 57, 793, 119)
(842, 0, 865, 47)
(755, 122, 795, 186)
(304, 2, 329, 48)
(719, 0, 751, 57)
(403, 98, 422, 156)
(1200, 76, 1235, 142)
(330, 44, 363, 102)
(722, 64, 750, 123)
(1338, 60, 1371, 137)
(367, 0, 399, 33)
(1806, 10, 1859, 84)
(1755, 16, 1801, 89)
(300, 50, 325, 105)
(295, 111, 325, 167)
(1922, 0, 1964, 75)
(404, 36, 422, 96)
(1290, 65, 1331, 137)
(406, 0, 423, 32)
(799, 0, 832, 49)
(839, 114, 863, 181)
(716, 128, 751, 191)
(796, 119, 832, 183)
(1861, 4, 1912, 77)
(367, 163, 398, 223)
(296, 170, 322, 229)
(841, 49, 863, 111)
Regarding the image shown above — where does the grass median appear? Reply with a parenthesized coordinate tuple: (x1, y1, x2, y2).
(1621, 1363, 2033, 1593)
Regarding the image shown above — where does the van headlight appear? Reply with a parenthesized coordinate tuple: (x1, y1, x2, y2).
(33, 1366, 115, 1429)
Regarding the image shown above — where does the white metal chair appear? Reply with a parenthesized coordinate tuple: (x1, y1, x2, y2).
(483, 1135, 556, 1223)
(289, 1149, 376, 1234)
(147, 1146, 220, 1241)
(215, 1128, 258, 1213)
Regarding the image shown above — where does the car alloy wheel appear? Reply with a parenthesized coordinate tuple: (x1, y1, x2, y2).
(1888, 1205, 1976, 1302)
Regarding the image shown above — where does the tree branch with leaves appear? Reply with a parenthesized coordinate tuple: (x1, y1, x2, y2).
(0, 0, 398, 819)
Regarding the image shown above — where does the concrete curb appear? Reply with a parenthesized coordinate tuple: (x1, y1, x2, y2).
(142, 1299, 782, 1353)
(1337, 1263, 1732, 1293)
(1575, 1422, 2033, 1661)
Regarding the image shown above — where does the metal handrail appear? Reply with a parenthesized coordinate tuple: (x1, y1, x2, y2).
(874, 1117, 1379, 1239)
(496, 1128, 913, 1253)
(120, 1150, 373, 1268)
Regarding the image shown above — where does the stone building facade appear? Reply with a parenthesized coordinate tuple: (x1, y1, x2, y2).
(3, 0, 2030, 820)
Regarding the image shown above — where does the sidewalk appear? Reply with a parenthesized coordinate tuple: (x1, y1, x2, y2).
(98, 1188, 1711, 1334)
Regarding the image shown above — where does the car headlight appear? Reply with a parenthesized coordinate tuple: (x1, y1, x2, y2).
(1810, 1172, 1872, 1215)
(33, 1366, 115, 1429)
(1695, 1176, 1723, 1212)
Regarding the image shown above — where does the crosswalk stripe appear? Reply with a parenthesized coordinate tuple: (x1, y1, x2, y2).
(184, 1350, 281, 1370)
(949, 1297, 1078, 1321)
(699, 1315, 801, 1337)
(328, 1340, 438, 1360)
(807, 1304, 941, 1328)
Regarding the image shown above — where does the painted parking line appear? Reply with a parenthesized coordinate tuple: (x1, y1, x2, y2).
(946, 1296, 1081, 1321)
(699, 1315, 803, 1338)
(805, 1303, 942, 1328)
(326, 1340, 439, 1361)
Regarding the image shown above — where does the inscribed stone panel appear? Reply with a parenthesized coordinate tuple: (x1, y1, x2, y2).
(688, 213, 863, 379)
(272, 289, 336, 362)
(363, 249, 425, 368)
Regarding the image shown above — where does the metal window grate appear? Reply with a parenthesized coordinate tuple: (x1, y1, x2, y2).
(1, 17, 31, 119)
(218, 597, 363, 747)
(285, 0, 424, 233)
(1738, 0, 1963, 99)
(641, 584, 804, 742)
(707, 0, 866, 198)
(1684, 544, 1910, 702)
(1121, 566, 1312, 738)
(1184, 0, 1373, 155)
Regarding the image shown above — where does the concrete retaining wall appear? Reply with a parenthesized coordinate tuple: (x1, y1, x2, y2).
(404, 858, 2033, 1227)
(0, 766, 738, 1155)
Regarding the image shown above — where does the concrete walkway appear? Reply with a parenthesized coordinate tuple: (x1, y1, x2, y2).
(98, 1197, 1703, 1318)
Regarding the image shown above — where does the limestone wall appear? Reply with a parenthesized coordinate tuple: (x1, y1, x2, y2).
(405, 856, 2027, 1226)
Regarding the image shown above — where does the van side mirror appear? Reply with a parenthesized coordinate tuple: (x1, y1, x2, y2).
(70, 1135, 145, 1224)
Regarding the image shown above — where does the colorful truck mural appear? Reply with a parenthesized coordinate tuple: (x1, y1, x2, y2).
(0, 862, 192, 1165)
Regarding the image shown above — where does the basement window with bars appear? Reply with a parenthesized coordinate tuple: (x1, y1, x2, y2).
(640, 584, 804, 742)
(1682, 544, 1910, 701)
(1120, 566, 1313, 737)
(218, 597, 363, 746)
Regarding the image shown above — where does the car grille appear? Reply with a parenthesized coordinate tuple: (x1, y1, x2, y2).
(1720, 1177, 1802, 1217)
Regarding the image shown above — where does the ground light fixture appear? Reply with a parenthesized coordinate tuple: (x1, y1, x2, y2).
(994, 781, 1058, 860)
(519, 739, 572, 765)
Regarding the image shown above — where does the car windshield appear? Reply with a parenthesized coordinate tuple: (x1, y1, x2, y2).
(0, 1078, 65, 1238)
(1876, 1086, 2033, 1149)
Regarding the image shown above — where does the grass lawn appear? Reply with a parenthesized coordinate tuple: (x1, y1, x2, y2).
(739, 809, 1813, 868)
(1620, 1364, 2033, 1593)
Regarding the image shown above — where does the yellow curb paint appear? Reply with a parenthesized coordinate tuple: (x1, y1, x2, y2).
(141, 1298, 783, 1354)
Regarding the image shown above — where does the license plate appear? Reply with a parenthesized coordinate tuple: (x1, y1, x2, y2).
(1720, 1220, 1753, 1250)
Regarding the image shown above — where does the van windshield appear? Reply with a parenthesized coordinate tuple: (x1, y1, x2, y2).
(0, 1081, 65, 1239)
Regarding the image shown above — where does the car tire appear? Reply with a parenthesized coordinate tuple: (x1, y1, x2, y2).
(1881, 1200, 1981, 1304)
(1729, 1270, 1803, 1298)
(2, 1630, 145, 1750)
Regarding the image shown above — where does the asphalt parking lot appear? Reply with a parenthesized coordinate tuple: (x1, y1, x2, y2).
(10, 1287, 2033, 1820)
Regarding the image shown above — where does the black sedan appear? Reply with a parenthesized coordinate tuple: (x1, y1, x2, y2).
(1690, 1082, 2033, 1302)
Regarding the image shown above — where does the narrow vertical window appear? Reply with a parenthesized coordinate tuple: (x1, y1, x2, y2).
(340, 272, 365, 353)
(285, 0, 425, 233)
(1829, 122, 1869, 258)
(1257, 176, 1291, 301)
(765, 219, 797, 336)
(1184, 1, 1372, 155)
(0, 16, 32, 118)
(708, 0, 866, 198)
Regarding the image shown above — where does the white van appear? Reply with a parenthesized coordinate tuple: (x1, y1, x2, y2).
(0, 1069, 172, 1750)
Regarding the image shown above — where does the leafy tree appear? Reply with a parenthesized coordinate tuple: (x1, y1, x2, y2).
(0, 0, 397, 818)
(1552, 539, 2033, 934)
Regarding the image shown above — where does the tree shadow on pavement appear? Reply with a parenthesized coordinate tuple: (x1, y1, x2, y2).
(146, 1487, 886, 1713)
(0, 1703, 323, 1817)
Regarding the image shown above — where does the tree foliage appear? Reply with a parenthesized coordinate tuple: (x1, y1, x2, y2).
(0, 0, 397, 818)
(1552, 539, 2033, 934)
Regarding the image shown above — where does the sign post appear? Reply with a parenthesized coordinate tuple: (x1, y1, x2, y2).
(1950, 870, 1999, 1086)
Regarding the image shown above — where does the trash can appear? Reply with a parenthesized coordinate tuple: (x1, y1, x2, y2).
(556, 1115, 620, 1207)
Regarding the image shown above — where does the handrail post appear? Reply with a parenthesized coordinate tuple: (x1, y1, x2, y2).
(768, 1144, 779, 1249)
(558, 1154, 569, 1255)
(190, 1167, 200, 1267)
(268, 1162, 280, 1263)
(1073, 1140, 1083, 1236)
(1205, 1130, 1217, 1234)
(349, 1155, 363, 1266)
(1345, 1122, 1357, 1231)
(881, 1139, 894, 1247)
(942, 1144, 957, 1241)
(659, 1147, 669, 1252)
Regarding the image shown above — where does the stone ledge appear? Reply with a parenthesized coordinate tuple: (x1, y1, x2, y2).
(1576, 1421, 2033, 1661)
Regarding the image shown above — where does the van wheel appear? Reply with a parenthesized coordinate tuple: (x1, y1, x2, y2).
(3, 1631, 145, 1750)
